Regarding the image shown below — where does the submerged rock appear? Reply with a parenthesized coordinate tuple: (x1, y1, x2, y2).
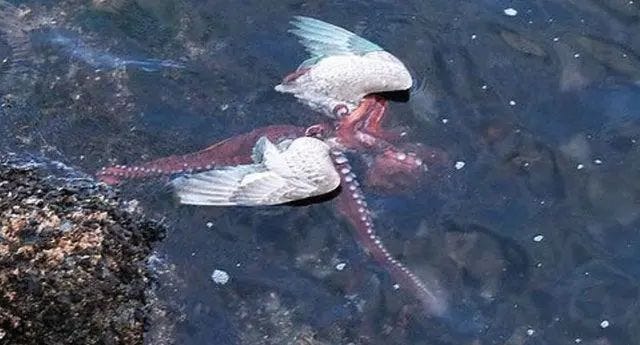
(0, 154, 164, 344)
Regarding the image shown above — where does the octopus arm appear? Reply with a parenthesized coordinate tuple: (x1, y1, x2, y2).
(96, 125, 305, 185)
(331, 151, 447, 316)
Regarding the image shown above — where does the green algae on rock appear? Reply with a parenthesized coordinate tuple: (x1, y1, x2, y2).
(0, 156, 164, 344)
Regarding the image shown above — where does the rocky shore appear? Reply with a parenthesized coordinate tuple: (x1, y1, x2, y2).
(0, 155, 164, 345)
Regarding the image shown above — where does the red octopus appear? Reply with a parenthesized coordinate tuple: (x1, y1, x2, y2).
(96, 16, 451, 317)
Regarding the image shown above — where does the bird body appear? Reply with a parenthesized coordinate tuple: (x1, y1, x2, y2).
(275, 16, 412, 118)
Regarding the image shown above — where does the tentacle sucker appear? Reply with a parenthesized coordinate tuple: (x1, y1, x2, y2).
(331, 150, 447, 316)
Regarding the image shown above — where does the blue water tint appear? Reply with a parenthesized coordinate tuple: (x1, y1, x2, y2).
(32, 28, 185, 71)
(2, 0, 640, 344)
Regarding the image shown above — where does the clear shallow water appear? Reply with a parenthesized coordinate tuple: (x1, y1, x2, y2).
(1, 0, 640, 344)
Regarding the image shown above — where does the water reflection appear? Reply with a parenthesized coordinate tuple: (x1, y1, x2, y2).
(1, 0, 639, 344)
(38, 28, 185, 71)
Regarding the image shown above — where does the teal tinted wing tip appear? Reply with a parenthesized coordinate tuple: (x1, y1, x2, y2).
(289, 16, 383, 60)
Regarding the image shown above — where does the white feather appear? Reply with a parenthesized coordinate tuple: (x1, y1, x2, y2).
(171, 137, 340, 206)
(275, 16, 413, 118)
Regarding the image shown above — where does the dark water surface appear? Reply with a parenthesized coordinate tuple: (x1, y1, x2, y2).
(1, 1, 640, 344)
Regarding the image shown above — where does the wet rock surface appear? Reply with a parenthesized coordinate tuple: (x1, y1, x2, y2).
(0, 154, 164, 345)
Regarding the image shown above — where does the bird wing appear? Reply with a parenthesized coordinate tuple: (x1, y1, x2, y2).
(289, 16, 383, 68)
(171, 165, 320, 206)
(171, 165, 262, 206)
(171, 137, 323, 206)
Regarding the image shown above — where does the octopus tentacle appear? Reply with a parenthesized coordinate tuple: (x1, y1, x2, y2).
(332, 104, 349, 117)
(336, 95, 409, 151)
(363, 148, 426, 193)
(360, 97, 408, 143)
(281, 67, 310, 84)
(304, 122, 334, 139)
(361, 95, 388, 133)
(97, 125, 306, 185)
(330, 150, 447, 316)
(335, 95, 379, 148)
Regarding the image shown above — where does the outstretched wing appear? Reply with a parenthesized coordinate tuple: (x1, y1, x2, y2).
(171, 136, 318, 206)
(289, 16, 383, 68)
(171, 165, 317, 206)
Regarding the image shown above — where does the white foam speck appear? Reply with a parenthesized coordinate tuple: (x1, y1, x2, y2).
(509, 100, 517, 106)
(211, 269, 230, 285)
(504, 8, 518, 16)
(526, 329, 535, 336)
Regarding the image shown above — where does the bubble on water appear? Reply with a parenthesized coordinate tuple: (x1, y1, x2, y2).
(504, 8, 518, 16)
(211, 269, 230, 285)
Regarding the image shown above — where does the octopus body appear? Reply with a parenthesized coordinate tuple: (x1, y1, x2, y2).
(96, 110, 446, 314)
